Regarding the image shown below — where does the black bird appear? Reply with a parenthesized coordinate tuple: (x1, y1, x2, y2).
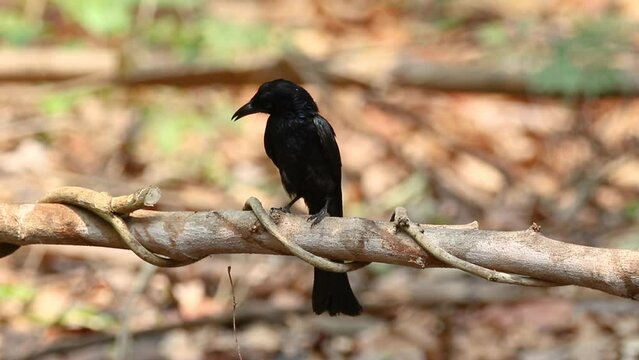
(232, 79, 362, 316)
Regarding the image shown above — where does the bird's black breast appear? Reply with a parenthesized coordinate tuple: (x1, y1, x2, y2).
(264, 113, 340, 199)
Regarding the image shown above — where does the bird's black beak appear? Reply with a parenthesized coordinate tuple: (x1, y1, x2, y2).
(232, 102, 259, 121)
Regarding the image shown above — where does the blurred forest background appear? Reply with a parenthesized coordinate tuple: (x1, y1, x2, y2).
(1, 0, 639, 359)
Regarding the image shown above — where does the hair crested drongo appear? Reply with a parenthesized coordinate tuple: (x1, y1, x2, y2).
(232, 79, 362, 316)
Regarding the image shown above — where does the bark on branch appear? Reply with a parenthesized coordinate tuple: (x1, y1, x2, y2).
(0, 203, 638, 300)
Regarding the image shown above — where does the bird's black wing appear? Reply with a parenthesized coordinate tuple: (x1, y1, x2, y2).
(310, 114, 343, 217)
(310, 115, 360, 315)
(312, 114, 342, 181)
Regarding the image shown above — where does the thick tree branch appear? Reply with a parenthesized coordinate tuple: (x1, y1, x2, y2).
(0, 203, 638, 300)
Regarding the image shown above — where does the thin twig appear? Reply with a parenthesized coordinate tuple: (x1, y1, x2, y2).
(16, 302, 302, 360)
(227, 266, 243, 360)
(113, 263, 157, 360)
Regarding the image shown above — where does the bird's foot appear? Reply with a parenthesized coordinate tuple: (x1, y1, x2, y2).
(271, 195, 301, 214)
(271, 205, 292, 214)
(307, 207, 329, 227)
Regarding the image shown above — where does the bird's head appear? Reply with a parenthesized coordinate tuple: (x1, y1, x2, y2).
(232, 79, 318, 121)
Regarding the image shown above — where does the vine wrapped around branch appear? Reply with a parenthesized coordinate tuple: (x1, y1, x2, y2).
(38, 186, 197, 267)
(0, 200, 637, 300)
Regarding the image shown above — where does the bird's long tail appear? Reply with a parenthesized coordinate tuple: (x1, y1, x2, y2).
(308, 191, 362, 316)
(312, 268, 361, 316)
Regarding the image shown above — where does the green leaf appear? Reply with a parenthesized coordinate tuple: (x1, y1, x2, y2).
(151, 113, 187, 154)
(53, 0, 135, 36)
(625, 202, 639, 220)
(477, 22, 509, 48)
(39, 88, 93, 115)
(59, 305, 116, 330)
(157, 0, 203, 9)
(201, 19, 274, 63)
(433, 16, 463, 31)
(529, 17, 631, 97)
(144, 106, 214, 155)
(0, 10, 43, 45)
(0, 283, 36, 301)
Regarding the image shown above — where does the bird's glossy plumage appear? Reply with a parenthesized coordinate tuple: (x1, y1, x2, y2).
(232, 79, 362, 316)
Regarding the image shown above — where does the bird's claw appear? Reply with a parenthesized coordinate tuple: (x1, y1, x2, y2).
(307, 208, 329, 227)
(271, 206, 292, 214)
